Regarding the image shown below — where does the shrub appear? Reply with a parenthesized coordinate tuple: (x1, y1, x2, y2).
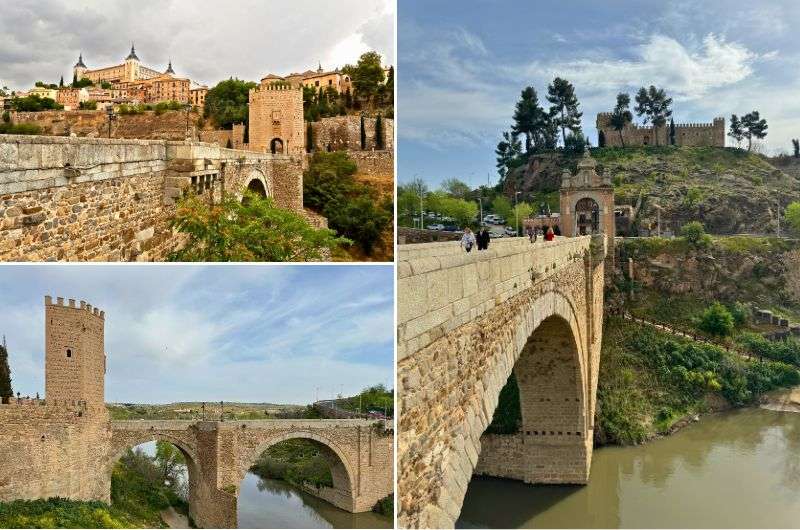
(697, 302, 735, 336)
(0, 122, 41, 135)
(680, 221, 712, 248)
(79, 100, 97, 110)
(168, 192, 348, 262)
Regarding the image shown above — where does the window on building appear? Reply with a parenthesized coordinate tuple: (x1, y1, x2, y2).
(66, 348, 72, 358)
(315, 81, 319, 87)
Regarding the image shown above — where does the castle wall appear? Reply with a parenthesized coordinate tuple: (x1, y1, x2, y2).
(0, 135, 304, 261)
(310, 116, 394, 153)
(597, 114, 725, 148)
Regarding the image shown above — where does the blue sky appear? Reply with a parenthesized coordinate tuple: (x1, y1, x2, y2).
(398, 0, 800, 188)
(0, 265, 393, 405)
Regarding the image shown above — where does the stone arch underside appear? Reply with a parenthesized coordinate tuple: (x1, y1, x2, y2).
(236, 431, 359, 513)
(401, 286, 592, 529)
(105, 431, 202, 521)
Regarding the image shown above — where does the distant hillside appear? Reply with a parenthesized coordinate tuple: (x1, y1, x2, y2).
(506, 147, 800, 235)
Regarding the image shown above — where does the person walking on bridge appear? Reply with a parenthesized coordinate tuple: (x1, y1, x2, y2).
(526, 225, 537, 243)
(477, 227, 490, 250)
(461, 227, 476, 253)
(545, 226, 555, 241)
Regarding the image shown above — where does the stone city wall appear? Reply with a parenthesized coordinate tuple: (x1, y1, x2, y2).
(346, 150, 394, 176)
(0, 135, 304, 261)
(9, 110, 202, 141)
(310, 116, 394, 153)
(397, 236, 605, 528)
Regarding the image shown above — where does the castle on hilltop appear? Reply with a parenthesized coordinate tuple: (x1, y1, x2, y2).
(596, 113, 725, 148)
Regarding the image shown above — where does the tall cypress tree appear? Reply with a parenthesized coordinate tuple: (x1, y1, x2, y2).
(669, 118, 676, 145)
(306, 122, 313, 153)
(375, 114, 384, 150)
(360, 115, 366, 150)
(0, 339, 12, 403)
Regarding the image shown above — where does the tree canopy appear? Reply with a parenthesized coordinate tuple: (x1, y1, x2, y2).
(204, 78, 257, 129)
(546, 77, 583, 147)
(609, 93, 633, 147)
(346, 51, 386, 106)
(0, 342, 12, 402)
(634, 85, 673, 146)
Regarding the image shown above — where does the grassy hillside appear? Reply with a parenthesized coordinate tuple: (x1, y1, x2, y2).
(508, 146, 800, 235)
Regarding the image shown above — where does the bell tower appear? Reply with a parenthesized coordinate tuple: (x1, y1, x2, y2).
(559, 150, 615, 248)
(124, 43, 140, 82)
(73, 53, 87, 83)
(44, 296, 106, 409)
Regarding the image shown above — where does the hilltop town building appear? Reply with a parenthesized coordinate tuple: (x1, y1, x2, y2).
(596, 113, 725, 147)
(71, 46, 206, 107)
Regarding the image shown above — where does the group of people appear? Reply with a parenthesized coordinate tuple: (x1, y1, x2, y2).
(460, 225, 555, 252)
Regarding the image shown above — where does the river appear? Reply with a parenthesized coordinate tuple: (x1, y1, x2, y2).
(457, 408, 800, 528)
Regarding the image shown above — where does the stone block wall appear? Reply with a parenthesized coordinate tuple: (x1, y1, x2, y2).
(0, 135, 305, 261)
(310, 116, 394, 152)
(597, 114, 725, 147)
(346, 150, 394, 176)
(397, 227, 461, 245)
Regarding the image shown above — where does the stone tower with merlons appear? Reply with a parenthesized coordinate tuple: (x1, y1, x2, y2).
(44, 296, 106, 412)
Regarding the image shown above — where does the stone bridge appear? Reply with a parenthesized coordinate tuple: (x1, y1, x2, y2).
(0, 135, 320, 261)
(396, 236, 606, 528)
(105, 419, 393, 528)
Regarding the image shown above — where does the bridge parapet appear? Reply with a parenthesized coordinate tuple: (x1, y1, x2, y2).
(398, 236, 593, 361)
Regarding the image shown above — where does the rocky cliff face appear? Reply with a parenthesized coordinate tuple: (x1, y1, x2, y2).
(507, 147, 800, 236)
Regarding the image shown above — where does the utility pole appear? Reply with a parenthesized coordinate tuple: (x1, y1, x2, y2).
(515, 191, 521, 236)
(478, 197, 483, 226)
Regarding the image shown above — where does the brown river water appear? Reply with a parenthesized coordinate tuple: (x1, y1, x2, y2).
(457, 408, 800, 528)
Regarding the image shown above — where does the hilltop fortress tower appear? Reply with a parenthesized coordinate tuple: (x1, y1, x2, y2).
(248, 79, 304, 156)
(596, 114, 725, 148)
(45, 296, 106, 409)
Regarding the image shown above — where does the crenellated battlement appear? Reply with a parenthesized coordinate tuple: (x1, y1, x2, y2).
(44, 295, 105, 319)
(596, 113, 725, 147)
(0, 397, 88, 412)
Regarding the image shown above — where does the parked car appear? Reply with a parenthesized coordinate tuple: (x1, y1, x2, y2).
(483, 215, 497, 223)
(494, 217, 506, 225)
(504, 226, 517, 236)
(489, 231, 504, 238)
(442, 225, 460, 232)
(428, 223, 445, 231)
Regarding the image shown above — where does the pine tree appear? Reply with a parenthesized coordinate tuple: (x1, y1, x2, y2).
(59, 76, 64, 88)
(728, 114, 744, 147)
(634, 85, 673, 146)
(375, 114, 384, 150)
(546, 77, 583, 147)
(360, 115, 366, 150)
(72, 73, 78, 86)
(598, 130, 606, 147)
(792, 139, 799, 158)
(669, 118, 676, 145)
(345, 88, 353, 109)
(740, 110, 768, 151)
(0, 339, 12, 403)
(608, 92, 633, 147)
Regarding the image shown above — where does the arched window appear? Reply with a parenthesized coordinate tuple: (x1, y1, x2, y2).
(66, 348, 72, 358)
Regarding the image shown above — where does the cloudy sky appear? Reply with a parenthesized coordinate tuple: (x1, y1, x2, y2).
(0, 0, 394, 89)
(0, 265, 393, 405)
(399, 0, 800, 188)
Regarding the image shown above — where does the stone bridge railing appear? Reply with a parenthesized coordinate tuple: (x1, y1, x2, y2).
(398, 236, 595, 361)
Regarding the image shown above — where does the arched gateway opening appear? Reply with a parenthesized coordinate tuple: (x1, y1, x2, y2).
(270, 138, 284, 154)
(237, 435, 373, 528)
(575, 197, 600, 235)
(108, 439, 198, 527)
(247, 178, 267, 197)
(456, 314, 589, 527)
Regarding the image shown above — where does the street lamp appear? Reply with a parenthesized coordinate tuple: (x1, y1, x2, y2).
(515, 191, 521, 237)
(477, 197, 484, 226)
(106, 106, 117, 138)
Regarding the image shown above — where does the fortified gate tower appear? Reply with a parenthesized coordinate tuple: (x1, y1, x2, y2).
(44, 296, 106, 410)
(559, 151, 615, 250)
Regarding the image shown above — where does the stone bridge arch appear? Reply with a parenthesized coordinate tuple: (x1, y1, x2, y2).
(397, 237, 605, 528)
(235, 430, 359, 513)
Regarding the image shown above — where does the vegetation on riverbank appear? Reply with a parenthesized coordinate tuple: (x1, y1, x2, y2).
(0, 445, 188, 528)
(336, 384, 394, 416)
(250, 439, 334, 489)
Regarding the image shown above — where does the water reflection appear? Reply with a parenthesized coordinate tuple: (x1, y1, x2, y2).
(458, 409, 800, 528)
(238, 474, 392, 529)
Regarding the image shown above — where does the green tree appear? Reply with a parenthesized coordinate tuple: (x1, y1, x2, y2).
(792, 139, 799, 158)
(303, 151, 392, 254)
(101, 81, 112, 90)
(306, 122, 313, 153)
(375, 114, 384, 150)
(513, 202, 533, 228)
(440, 178, 471, 199)
(608, 92, 633, 147)
(697, 302, 735, 336)
(546, 77, 583, 147)
(512, 86, 547, 152)
(0, 341, 12, 402)
(79, 100, 97, 110)
(669, 117, 676, 145)
(9, 95, 62, 111)
(71, 77, 93, 88)
(728, 114, 744, 147)
(168, 192, 346, 262)
(740, 110, 768, 151)
(360, 115, 366, 149)
(492, 195, 513, 221)
(786, 202, 800, 235)
(495, 130, 522, 181)
(349, 51, 385, 106)
(680, 221, 712, 248)
(154, 442, 186, 490)
(634, 85, 673, 146)
(204, 78, 257, 129)
(563, 131, 586, 154)
(59, 76, 64, 88)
